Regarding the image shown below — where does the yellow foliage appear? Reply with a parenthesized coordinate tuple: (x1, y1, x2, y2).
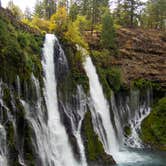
(64, 16, 88, 49)
(49, 7, 68, 34)
(31, 17, 50, 32)
(22, 17, 50, 32)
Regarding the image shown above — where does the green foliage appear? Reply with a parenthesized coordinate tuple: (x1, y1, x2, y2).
(65, 16, 88, 48)
(82, 111, 114, 165)
(124, 125, 131, 137)
(17, 32, 29, 48)
(91, 50, 122, 96)
(69, 3, 79, 21)
(98, 67, 122, 93)
(141, 97, 166, 150)
(133, 79, 153, 89)
(101, 10, 116, 50)
(49, 6, 68, 34)
(62, 43, 89, 93)
(113, 0, 144, 27)
(34, 0, 56, 19)
(0, 12, 43, 85)
(83, 111, 104, 160)
(79, 0, 109, 26)
(141, 0, 166, 30)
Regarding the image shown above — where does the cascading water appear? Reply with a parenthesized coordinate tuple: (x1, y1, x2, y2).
(110, 90, 153, 164)
(20, 75, 50, 166)
(0, 124, 7, 166)
(42, 34, 78, 166)
(82, 54, 154, 165)
(0, 82, 9, 166)
(60, 85, 88, 166)
(83, 56, 118, 157)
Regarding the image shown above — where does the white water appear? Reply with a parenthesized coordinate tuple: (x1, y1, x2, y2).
(20, 75, 50, 166)
(62, 86, 87, 166)
(0, 124, 7, 166)
(0, 83, 7, 166)
(83, 56, 118, 156)
(42, 34, 78, 166)
(83, 56, 154, 164)
(71, 86, 87, 166)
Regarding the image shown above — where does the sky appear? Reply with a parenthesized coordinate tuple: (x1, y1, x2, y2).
(2, 0, 37, 12)
(1, 0, 148, 12)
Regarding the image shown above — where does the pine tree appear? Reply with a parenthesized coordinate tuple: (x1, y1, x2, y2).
(101, 10, 116, 50)
(142, 0, 166, 30)
(113, 0, 143, 27)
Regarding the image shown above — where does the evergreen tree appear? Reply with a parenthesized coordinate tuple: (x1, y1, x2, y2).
(34, 0, 56, 19)
(142, 0, 166, 30)
(69, 2, 79, 21)
(113, 0, 143, 27)
(101, 10, 116, 50)
(24, 7, 32, 20)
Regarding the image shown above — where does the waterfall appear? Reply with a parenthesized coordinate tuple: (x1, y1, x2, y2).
(82, 54, 153, 164)
(61, 85, 87, 166)
(0, 82, 7, 166)
(0, 124, 7, 166)
(20, 75, 50, 166)
(83, 56, 118, 156)
(42, 34, 78, 166)
(109, 89, 152, 164)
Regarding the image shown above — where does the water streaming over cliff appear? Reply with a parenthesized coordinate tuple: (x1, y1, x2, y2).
(83, 56, 119, 156)
(41, 34, 78, 166)
(0, 33, 165, 166)
(82, 55, 156, 165)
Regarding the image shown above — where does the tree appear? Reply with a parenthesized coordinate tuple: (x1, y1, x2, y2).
(24, 7, 32, 20)
(7, 0, 23, 20)
(69, 2, 79, 21)
(101, 10, 116, 50)
(49, 6, 68, 35)
(34, 0, 45, 18)
(142, 0, 166, 30)
(113, 0, 144, 27)
(34, 0, 56, 19)
(44, 0, 57, 19)
(65, 15, 88, 48)
(78, 0, 109, 31)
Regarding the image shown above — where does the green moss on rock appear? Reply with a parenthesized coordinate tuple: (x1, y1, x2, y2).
(141, 97, 166, 150)
(124, 125, 132, 137)
(82, 111, 115, 165)
(0, 12, 43, 85)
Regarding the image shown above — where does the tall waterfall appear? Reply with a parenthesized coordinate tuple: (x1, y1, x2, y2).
(83, 55, 153, 164)
(42, 34, 78, 166)
(83, 56, 118, 156)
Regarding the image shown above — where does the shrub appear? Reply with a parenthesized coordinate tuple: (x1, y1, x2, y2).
(17, 32, 29, 48)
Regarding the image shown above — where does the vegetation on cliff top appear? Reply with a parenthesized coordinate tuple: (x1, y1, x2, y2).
(0, 9, 43, 85)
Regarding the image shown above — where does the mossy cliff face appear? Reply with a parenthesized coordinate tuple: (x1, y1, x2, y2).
(0, 83, 38, 166)
(141, 97, 166, 150)
(0, 8, 44, 85)
(81, 111, 116, 166)
(0, 8, 44, 166)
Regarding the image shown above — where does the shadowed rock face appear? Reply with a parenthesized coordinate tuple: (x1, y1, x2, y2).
(85, 28, 166, 89)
